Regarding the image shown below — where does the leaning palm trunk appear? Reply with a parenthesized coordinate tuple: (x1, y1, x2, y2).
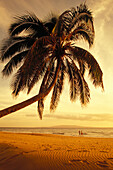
(0, 60, 61, 118)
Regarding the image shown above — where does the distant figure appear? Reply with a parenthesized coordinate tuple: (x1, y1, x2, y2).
(81, 130, 83, 135)
(79, 130, 81, 135)
(79, 130, 83, 135)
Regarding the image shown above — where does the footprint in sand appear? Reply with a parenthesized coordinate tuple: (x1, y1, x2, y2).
(107, 158, 113, 165)
(70, 159, 81, 162)
(100, 150, 109, 153)
(96, 160, 109, 168)
(107, 158, 113, 160)
(78, 150, 90, 152)
(69, 159, 89, 164)
(43, 148, 52, 151)
(82, 160, 89, 164)
(64, 159, 81, 166)
(54, 147, 61, 150)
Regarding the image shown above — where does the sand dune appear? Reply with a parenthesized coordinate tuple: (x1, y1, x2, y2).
(0, 132, 113, 170)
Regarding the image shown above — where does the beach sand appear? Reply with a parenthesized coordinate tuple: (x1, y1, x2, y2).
(0, 132, 113, 170)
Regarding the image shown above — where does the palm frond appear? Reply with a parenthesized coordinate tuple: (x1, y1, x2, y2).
(0, 37, 35, 62)
(11, 67, 25, 96)
(66, 59, 90, 105)
(50, 61, 65, 111)
(11, 54, 48, 96)
(23, 36, 55, 74)
(38, 99, 44, 120)
(74, 64, 90, 105)
(37, 61, 55, 119)
(2, 50, 29, 76)
(9, 13, 49, 37)
(67, 24, 94, 47)
(44, 62, 56, 89)
(9, 13, 38, 33)
(38, 58, 62, 117)
(53, 3, 94, 38)
(66, 59, 78, 101)
(11, 36, 55, 96)
(78, 59, 86, 76)
(79, 76, 90, 105)
(70, 3, 94, 32)
(37, 68, 50, 119)
(53, 9, 73, 36)
(27, 56, 53, 94)
(69, 46, 104, 89)
(26, 36, 56, 93)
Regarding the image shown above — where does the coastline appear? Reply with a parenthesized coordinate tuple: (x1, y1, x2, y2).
(0, 132, 113, 170)
(1, 126, 113, 138)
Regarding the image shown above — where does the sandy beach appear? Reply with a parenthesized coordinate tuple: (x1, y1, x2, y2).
(0, 132, 113, 170)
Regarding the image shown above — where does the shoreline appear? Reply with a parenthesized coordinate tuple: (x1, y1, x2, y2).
(1, 131, 113, 139)
(0, 132, 113, 169)
(1, 126, 113, 139)
(0, 130, 113, 139)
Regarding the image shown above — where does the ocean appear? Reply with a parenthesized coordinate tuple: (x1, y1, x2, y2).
(0, 127, 113, 138)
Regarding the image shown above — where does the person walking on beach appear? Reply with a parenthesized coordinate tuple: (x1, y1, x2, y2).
(79, 130, 81, 135)
(79, 130, 83, 135)
(81, 131, 83, 135)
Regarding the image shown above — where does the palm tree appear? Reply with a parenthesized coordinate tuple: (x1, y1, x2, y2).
(0, 4, 104, 119)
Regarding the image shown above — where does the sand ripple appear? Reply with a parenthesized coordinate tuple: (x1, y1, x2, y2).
(0, 132, 113, 170)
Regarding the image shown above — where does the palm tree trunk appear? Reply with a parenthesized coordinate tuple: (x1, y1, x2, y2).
(0, 59, 61, 118)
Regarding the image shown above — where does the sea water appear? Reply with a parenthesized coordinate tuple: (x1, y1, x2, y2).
(0, 127, 113, 138)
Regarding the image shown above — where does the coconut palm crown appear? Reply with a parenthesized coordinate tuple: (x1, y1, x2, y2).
(0, 4, 104, 119)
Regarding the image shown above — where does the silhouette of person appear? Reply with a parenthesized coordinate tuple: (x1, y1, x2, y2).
(79, 130, 81, 135)
(81, 130, 83, 135)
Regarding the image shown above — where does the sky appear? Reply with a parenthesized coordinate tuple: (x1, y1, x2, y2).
(0, 0, 113, 127)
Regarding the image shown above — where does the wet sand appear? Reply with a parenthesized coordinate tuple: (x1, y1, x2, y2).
(0, 132, 113, 170)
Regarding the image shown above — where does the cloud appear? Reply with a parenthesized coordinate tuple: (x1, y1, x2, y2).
(26, 114, 36, 117)
(44, 113, 113, 122)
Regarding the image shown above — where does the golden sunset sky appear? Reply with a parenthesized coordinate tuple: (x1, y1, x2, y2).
(0, 0, 113, 127)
